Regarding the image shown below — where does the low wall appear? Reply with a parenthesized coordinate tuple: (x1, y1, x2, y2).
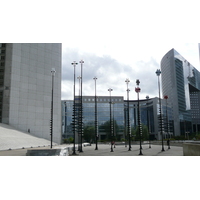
(183, 143, 200, 156)
(26, 149, 68, 156)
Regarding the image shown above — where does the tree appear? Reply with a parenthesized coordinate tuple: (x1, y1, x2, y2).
(132, 124, 148, 141)
(83, 125, 95, 142)
(99, 120, 119, 140)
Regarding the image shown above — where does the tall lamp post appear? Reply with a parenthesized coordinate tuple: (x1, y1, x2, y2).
(125, 78, 131, 151)
(164, 95, 170, 149)
(135, 79, 143, 155)
(112, 102, 116, 148)
(79, 60, 84, 152)
(77, 76, 81, 152)
(50, 68, 56, 149)
(108, 88, 113, 152)
(71, 61, 78, 155)
(64, 101, 67, 135)
(146, 95, 151, 148)
(156, 69, 165, 151)
(93, 77, 98, 150)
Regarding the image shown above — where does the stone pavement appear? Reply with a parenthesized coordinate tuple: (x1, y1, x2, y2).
(77, 143, 183, 156)
(0, 143, 183, 156)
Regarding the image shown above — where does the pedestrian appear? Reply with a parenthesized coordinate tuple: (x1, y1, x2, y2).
(167, 139, 169, 146)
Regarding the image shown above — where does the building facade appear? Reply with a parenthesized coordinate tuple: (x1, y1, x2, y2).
(161, 48, 200, 137)
(62, 96, 125, 141)
(62, 96, 173, 141)
(0, 43, 62, 144)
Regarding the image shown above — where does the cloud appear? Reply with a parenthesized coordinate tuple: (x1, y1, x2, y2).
(62, 48, 161, 100)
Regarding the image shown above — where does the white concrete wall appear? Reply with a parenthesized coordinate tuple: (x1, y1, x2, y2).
(6, 43, 61, 144)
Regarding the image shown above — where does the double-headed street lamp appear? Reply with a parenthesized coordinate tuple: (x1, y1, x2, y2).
(146, 95, 151, 148)
(50, 68, 56, 149)
(125, 78, 131, 151)
(135, 79, 143, 155)
(71, 61, 78, 155)
(156, 69, 165, 152)
(164, 95, 170, 149)
(108, 88, 114, 152)
(93, 77, 98, 150)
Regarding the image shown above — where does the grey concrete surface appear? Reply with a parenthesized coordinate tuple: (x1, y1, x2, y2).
(77, 143, 183, 156)
(0, 123, 57, 151)
(0, 143, 183, 156)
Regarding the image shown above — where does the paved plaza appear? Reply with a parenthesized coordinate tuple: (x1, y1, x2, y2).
(0, 143, 183, 156)
(77, 143, 183, 156)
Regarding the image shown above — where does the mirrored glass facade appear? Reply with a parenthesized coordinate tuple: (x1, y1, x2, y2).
(62, 96, 124, 141)
(62, 96, 174, 141)
(161, 48, 200, 136)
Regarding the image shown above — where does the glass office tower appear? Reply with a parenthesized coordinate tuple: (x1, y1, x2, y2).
(161, 48, 200, 137)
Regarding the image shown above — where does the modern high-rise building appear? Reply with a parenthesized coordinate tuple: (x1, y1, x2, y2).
(161, 48, 200, 137)
(0, 43, 62, 144)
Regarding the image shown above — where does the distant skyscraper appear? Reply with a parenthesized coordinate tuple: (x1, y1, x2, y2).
(161, 48, 200, 137)
(0, 43, 62, 144)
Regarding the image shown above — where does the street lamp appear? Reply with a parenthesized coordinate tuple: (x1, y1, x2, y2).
(125, 78, 131, 151)
(71, 61, 78, 155)
(64, 101, 67, 135)
(93, 77, 98, 150)
(50, 68, 56, 149)
(156, 69, 165, 152)
(146, 95, 151, 148)
(79, 60, 84, 153)
(112, 102, 116, 148)
(135, 79, 143, 155)
(164, 95, 170, 149)
(77, 76, 81, 152)
(108, 88, 114, 152)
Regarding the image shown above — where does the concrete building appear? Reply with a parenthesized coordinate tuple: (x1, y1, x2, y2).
(161, 48, 200, 137)
(0, 43, 62, 144)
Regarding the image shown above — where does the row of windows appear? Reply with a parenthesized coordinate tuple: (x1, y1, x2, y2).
(83, 98, 122, 102)
(0, 44, 6, 48)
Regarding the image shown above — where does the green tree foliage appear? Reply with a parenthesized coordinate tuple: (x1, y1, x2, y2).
(99, 120, 119, 140)
(83, 125, 95, 142)
(132, 124, 149, 141)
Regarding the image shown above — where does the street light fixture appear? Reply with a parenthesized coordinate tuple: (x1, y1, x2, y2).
(93, 77, 98, 150)
(164, 95, 170, 149)
(108, 88, 114, 152)
(79, 60, 84, 153)
(77, 76, 81, 152)
(50, 68, 56, 149)
(125, 78, 131, 151)
(156, 69, 165, 152)
(146, 95, 151, 148)
(112, 102, 116, 148)
(71, 61, 78, 155)
(135, 79, 143, 155)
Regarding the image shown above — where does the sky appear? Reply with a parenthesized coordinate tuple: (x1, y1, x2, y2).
(2, 0, 200, 101)
(2, 0, 200, 194)
(60, 0, 200, 100)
